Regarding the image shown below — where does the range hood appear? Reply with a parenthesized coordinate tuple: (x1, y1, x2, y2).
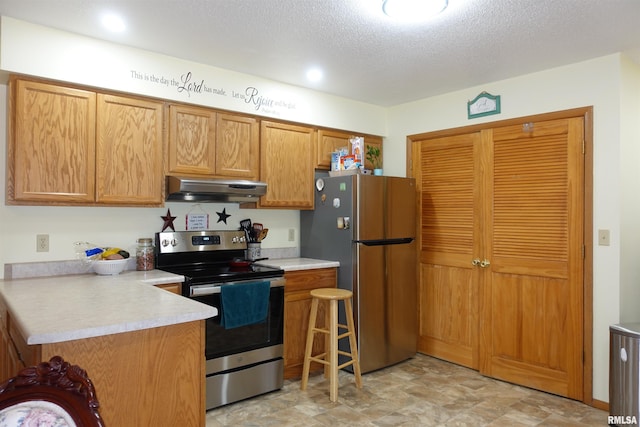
(166, 176, 267, 203)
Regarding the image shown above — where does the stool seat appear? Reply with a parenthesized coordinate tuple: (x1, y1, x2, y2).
(300, 287, 362, 402)
(310, 288, 352, 300)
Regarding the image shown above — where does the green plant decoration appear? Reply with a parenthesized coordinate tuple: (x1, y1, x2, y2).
(365, 145, 382, 169)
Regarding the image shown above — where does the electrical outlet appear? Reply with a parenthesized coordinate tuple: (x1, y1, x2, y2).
(288, 228, 295, 242)
(36, 234, 49, 252)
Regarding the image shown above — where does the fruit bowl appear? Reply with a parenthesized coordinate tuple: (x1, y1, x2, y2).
(93, 259, 127, 275)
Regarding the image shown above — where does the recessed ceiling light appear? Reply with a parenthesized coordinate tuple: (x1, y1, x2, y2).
(382, 0, 448, 20)
(101, 13, 126, 33)
(306, 68, 323, 83)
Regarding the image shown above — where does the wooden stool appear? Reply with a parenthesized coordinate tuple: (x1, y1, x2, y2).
(300, 288, 362, 402)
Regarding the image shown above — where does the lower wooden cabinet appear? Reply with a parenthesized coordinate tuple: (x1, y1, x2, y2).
(154, 282, 182, 294)
(0, 299, 41, 382)
(283, 267, 337, 379)
(0, 297, 205, 426)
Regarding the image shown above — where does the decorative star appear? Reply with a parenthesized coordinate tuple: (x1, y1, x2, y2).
(216, 208, 231, 224)
(161, 209, 177, 231)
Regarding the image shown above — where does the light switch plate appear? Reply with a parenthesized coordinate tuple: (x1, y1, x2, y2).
(598, 229, 610, 246)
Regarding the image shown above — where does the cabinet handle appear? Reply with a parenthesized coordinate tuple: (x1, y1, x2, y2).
(472, 258, 481, 266)
(480, 259, 491, 268)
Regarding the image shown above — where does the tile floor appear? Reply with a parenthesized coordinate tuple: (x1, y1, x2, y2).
(205, 354, 608, 426)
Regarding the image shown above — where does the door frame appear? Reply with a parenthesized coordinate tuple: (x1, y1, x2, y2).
(406, 106, 595, 406)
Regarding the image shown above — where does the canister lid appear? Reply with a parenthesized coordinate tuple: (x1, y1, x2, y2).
(137, 237, 153, 246)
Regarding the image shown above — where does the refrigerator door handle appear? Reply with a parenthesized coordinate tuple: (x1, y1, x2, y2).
(354, 237, 414, 246)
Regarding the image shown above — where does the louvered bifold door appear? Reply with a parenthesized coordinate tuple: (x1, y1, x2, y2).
(479, 117, 584, 399)
(416, 132, 483, 369)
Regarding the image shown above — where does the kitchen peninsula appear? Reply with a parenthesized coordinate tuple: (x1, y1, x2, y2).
(0, 270, 216, 427)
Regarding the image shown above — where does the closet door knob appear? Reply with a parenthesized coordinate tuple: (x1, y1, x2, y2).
(472, 258, 481, 266)
(480, 259, 491, 268)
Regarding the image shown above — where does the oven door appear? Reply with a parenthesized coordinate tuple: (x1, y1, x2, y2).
(189, 277, 285, 361)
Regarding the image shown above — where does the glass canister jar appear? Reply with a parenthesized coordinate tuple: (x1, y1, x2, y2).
(136, 238, 155, 271)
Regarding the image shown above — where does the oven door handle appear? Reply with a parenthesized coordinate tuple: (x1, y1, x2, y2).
(189, 278, 285, 297)
(191, 286, 222, 297)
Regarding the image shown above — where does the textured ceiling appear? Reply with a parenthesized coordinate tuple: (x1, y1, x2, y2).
(1, 0, 639, 106)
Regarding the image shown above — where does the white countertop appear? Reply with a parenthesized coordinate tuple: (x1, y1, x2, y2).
(255, 257, 339, 271)
(0, 270, 217, 345)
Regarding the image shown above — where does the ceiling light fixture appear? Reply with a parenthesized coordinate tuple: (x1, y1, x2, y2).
(306, 68, 323, 83)
(382, 0, 448, 20)
(100, 13, 126, 33)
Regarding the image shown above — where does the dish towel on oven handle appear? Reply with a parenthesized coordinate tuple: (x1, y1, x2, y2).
(220, 281, 270, 329)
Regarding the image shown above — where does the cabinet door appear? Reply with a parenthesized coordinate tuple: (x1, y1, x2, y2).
(168, 104, 216, 176)
(154, 283, 181, 295)
(96, 94, 164, 205)
(10, 79, 96, 204)
(259, 121, 315, 209)
(316, 129, 351, 169)
(216, 113, 259, 179)
(283, 268, 336, 379)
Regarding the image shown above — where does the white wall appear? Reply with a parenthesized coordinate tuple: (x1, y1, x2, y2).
(386, 53, 640, 403)
(619, 55, 640, 323)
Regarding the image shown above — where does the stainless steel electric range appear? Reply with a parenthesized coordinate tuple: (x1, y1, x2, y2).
(155, 230, 285, 410)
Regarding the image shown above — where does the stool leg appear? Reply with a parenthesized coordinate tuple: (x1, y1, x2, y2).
(329, 299, 338, 402)
(344, 297, 362, 389)
(323, 300, 330, 379)
(301, 297, 319, 391)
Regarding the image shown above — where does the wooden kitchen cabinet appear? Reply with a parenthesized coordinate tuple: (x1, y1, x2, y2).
(316, 129, 352, 169)
(155, 282, 182, 294)
(8, 78, 164, 206)
(216, 113, 260, 179)
(315, 130, 383, 171)
(168, 104, 259, 179)
(0, 296, 206, 426)
(8, 79, 97, 204)
(96, 94, 164, 205)
(283, 267, 337, 379)
(0, 298, 41, 382)
(259, 121, 315, 209)
(168, 104, 216, 176)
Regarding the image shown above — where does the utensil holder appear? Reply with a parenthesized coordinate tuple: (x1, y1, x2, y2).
(246, 243, 261, 261)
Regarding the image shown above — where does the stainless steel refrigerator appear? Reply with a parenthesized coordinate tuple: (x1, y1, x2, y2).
(300, 173, 417, 373)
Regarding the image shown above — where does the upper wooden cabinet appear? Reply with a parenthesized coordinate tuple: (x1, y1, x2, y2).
(8, 78, 164, 206)
(168, 104, 216, 176)
(9, 79, 97, 204)
(315, 129, 351, 169)
(96, 94, 164, 205)
(168, 104, 259, 180)
(315, 129, 383, 171)
(259, 121, 315, 209)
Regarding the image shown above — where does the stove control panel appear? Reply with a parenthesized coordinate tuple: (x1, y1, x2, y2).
(192, 235, 221, 246)
(156, 230, 246, 253)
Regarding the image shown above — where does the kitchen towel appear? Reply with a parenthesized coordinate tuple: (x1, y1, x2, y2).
(220, 281, 270, 329)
